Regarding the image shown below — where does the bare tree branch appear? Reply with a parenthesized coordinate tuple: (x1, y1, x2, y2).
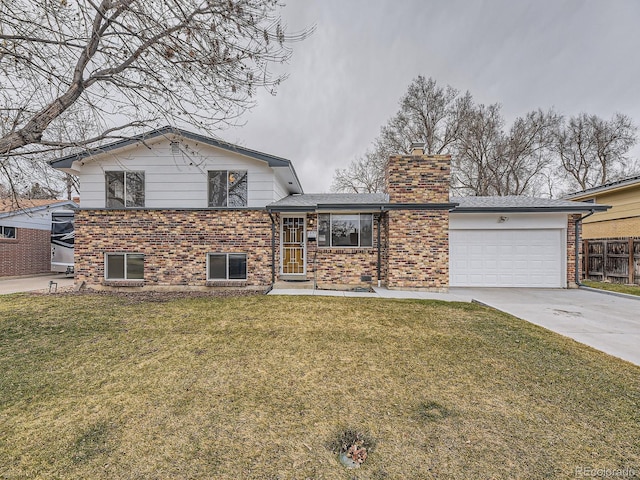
(554, 113, 638, 191)
(0, 0, 311, 196)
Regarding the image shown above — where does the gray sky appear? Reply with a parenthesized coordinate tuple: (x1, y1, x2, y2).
(222, 0, 640, 193)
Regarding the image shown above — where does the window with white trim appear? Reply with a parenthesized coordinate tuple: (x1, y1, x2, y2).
(105, 171, 145, 208)
(0, 226, 16, 239)
(208, 170, 248, 207)
(105, 253, 144, 280)
(317, 213, 373, 247)
(208, 253, 247, 280)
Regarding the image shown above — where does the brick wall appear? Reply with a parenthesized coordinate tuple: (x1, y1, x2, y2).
(384, 152, 451, 290)
(0, 228, 51, 277)
(385, 154, 451, 203)
(75, 209, 275, 290)
(304, 213, 385, 288)
(386, 210, 449, 290)
(567, 214, 581, 287)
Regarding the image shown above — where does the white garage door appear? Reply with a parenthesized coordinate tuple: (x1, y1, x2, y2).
(450, 229, 564, 287)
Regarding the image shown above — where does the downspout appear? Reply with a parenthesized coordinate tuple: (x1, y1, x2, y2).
(575, 209, 596, 286)
(267, 210, 276, 287)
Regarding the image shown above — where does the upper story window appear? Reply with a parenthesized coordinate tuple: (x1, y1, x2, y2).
(317, 213, 373, 247)
(1, 226, 16, 239)
(208, 170, 247, 207)
(106, 171, 145, 208)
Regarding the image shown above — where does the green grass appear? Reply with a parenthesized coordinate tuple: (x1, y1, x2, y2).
(582, 279, 640, 297)
(0, 293, 639, 479)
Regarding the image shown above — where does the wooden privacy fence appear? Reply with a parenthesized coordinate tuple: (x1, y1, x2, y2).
(583, 237, 640, 284)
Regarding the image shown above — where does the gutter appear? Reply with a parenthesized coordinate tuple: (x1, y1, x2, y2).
(575, 209, 596, 286)
(267, 202, 459, 213)
(452, 206, 609, 213)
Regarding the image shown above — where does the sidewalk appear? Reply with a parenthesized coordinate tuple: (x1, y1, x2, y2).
(0, 273, 75, 295)
(268, 286, 472, 302)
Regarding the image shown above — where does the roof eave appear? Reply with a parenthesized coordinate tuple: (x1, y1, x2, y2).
(266, 205, 317, 213)
(267, 202, 459, 212)
(49, 125, 299, 173)
(564, 177, 640, 199)
(451, 205, 610, 213)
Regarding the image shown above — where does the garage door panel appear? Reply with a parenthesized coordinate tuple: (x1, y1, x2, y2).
(450, 229, 564, 288)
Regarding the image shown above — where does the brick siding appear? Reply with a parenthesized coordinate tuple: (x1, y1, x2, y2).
(386, 210, 449, 290)
(303, 213, 385, 288)
(0, 227, 51, 277)
(74, 209, 275, 290)
(385, 154, 451, 203)
(567, 214, 581, 287)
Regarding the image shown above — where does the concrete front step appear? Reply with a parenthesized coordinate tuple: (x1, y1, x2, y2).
(273, 280, 314, 290)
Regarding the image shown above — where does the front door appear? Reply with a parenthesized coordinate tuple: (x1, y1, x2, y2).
(281, 216, 306, 277)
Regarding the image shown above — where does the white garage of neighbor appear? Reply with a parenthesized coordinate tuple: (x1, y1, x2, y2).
(449, 197, 605, 288)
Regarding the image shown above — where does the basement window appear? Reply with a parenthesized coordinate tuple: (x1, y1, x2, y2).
(208, 253, 247, 280)
(0, 226, 16, 239)
(105, 253, 144, 280)
(317, 213, 373, 247)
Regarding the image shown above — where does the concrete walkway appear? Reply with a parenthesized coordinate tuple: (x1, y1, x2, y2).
(0, 273, 75, 295)
(270, 285, 640, 366)
(269, 286, 472, 302)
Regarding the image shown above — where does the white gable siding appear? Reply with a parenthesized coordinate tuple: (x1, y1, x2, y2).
(273, 175, 290, 202)
(78, 140, 278, 208)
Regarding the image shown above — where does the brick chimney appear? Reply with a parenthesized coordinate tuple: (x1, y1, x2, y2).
(385, 143, 450, 204)
(384, 143, 451, 291)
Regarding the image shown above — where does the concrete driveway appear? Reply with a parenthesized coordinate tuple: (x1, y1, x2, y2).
(0, 273, 75, 295)
(451, 287, 640, 366)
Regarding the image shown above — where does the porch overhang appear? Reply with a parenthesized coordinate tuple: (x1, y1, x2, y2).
(266, 202, 458, 213)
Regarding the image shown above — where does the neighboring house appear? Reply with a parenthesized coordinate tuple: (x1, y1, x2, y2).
(0, 199, 78, 277)
(49, 126, 604, 291)
(564, 176, 640, 239)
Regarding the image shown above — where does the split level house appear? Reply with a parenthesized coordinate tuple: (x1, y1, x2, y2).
(49, 126, 606, 291)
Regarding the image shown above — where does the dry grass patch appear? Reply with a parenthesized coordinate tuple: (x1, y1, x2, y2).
(0, 293, 638, 479)
(582, 280, 640, 297)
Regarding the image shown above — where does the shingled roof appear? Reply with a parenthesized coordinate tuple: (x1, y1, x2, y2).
(564, 175, 640, 199)
(268, 193, 603, 213)
(451, 196, 608, 212)
(269, 193, 388, 208)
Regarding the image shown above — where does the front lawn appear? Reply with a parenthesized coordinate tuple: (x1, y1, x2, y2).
(0, 293, 638, 479)
(582, 279, 640, 297)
